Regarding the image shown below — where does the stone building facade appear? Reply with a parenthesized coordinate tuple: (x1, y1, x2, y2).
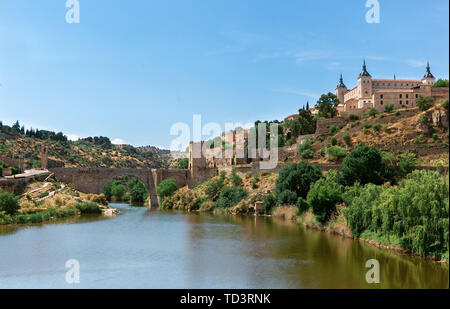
(336, 61, 449, 113)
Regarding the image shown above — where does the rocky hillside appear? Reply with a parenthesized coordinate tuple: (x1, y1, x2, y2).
(0, 122, 184, 169)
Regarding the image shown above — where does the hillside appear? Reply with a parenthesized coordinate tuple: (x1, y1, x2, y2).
(0, 123, 183, 169)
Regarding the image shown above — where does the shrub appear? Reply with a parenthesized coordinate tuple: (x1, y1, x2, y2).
(296, 197, 309, 215)
(275, 162, 322, 199)
(416, 96, 435, 111)
(251, 175, 259, 189)
(156, 178, 178, 201)
(175, 158, 189, 169)
(230, 168, 243, 187)
(344, 184, 382, 237)
(373, 170, 449, 256)
(340, 145, 385, 186)
(263, 193, 277, 214)
(329, 136, 338, 146)
(215, 186, 248, 209)
(0, 191, 19, 215)
(298, 138, 314, 159)
(342, 133, 351, 146)
(368, 108, 378, 117)
(384, 104, 394, 112)
(129, 180, 148, 204)
(329, 125, 340, 135)
(277, 190, 298, 205)
(75, 202, 102, 214)
(205, 173, 226, 200)
(326, 146, 347, 162)
(307, 178, 343, 224)
(397, 151, 417, 177)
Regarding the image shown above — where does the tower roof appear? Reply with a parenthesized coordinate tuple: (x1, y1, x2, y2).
(336, 73, 346, 89)
(423, 61, 434, 79)
(359, 59, 371, 78)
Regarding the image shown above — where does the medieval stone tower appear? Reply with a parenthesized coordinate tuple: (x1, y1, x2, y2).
(335, 73, 347, 105)
(421, 61, 436, 85)
(357, 59, 372, 106)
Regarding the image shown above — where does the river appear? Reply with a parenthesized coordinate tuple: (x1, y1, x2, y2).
(0, 203, 448, 289)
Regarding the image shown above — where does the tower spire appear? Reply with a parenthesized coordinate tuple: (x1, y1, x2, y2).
(336, 73, 346, 89)
(359, 59, 371, 78)
(423, 61, 434, 78)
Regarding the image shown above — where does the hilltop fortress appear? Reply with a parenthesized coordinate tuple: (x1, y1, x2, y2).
(335, 60, 449, 114)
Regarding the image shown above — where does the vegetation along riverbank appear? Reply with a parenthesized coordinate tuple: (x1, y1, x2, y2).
(0, 176, 118, 225)
(158, 144, 449, 263)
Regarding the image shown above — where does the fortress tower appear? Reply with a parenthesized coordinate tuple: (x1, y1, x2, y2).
(357, 60, 373, 108)
(335, 73, 347, 105)
(421, 61, 436, 85)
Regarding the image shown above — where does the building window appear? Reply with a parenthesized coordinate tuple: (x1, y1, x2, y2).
(400, 100, 402, 105)
(380, 94, 384, 99)
(406, 100, 409, 105)
(406, 94, 409, 98)
(380, 101, 384, 105)
(399, 94, 402, 98)
(416, 94, 419, 98)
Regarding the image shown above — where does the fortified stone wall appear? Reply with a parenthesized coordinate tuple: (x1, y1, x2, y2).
(315, 117, 347, 135)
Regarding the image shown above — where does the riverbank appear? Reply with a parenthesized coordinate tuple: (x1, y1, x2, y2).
(160, 165, 449, 264)
(0, 178, 119, 225)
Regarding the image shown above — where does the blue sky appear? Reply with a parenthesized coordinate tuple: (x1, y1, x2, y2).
(0, 0, 448, 148)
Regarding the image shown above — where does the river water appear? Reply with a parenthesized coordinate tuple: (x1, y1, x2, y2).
(0, 203, 448, 289)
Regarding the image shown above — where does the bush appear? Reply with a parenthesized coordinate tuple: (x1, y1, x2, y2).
(75, 202, 102, 214)
(344, 184, 382, 237)
(340, 145, 385, 186)
(215, 186, 248, 209)
(175, 158, 189, 169)
(277, 190, 298, 205)
(296, 197, 309, 215)
(156, 178, 178, 201)
(229, 168, 243, 187)
(416, 96, 435, 111)
(326, 146, 347, 162)
(342, 133, 351, 146)
(329, 136, 338, 146)
(368, 108, 378, 117)
(251, 175, 259, 189)
(307, 178, 343, 224)
(298, 138, 314, 159)
(384, 104, 394, 112)
(397, 151, 417, 177)
(129, 180, 148, 204)
(263, 193, 276, 214)
(329, 125, 340, 135)
(0, 191, 19, 215)
(372, 170, 449, 257)
(275, 161, 322, 199)
(205, 173, 226, 200)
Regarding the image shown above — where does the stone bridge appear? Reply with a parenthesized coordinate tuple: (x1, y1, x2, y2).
(49, 168, 190, 207)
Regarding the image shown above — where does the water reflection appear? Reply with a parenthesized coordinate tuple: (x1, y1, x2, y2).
(0, 205, 447, 289)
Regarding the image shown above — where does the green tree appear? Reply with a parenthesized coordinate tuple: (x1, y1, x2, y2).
(416, 96, 435, 111)
(340, 145, 385, 186)
(344, 184, 382, 237)
(296, 197, 309, 215)
(307, 178, 343, 224)
(316, 93, 339, 119)
(156, 178, 178, 201)
(326, 146, 347, 162)
(384, 104, 394, 112)
(263, 193, 277, 214)
(230, 168, 243, 187)
(129, 180, 148, 204)
(297, 137, 314, 159)
(215, 186, 248, 208)
(275, 161, 322, 199)
(277, 190, 298, 205)
(433, 79, 449, 88)
(111, 183, 126, 201)
(175, 158, 189, 169)
(0, 191, 19, 215)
